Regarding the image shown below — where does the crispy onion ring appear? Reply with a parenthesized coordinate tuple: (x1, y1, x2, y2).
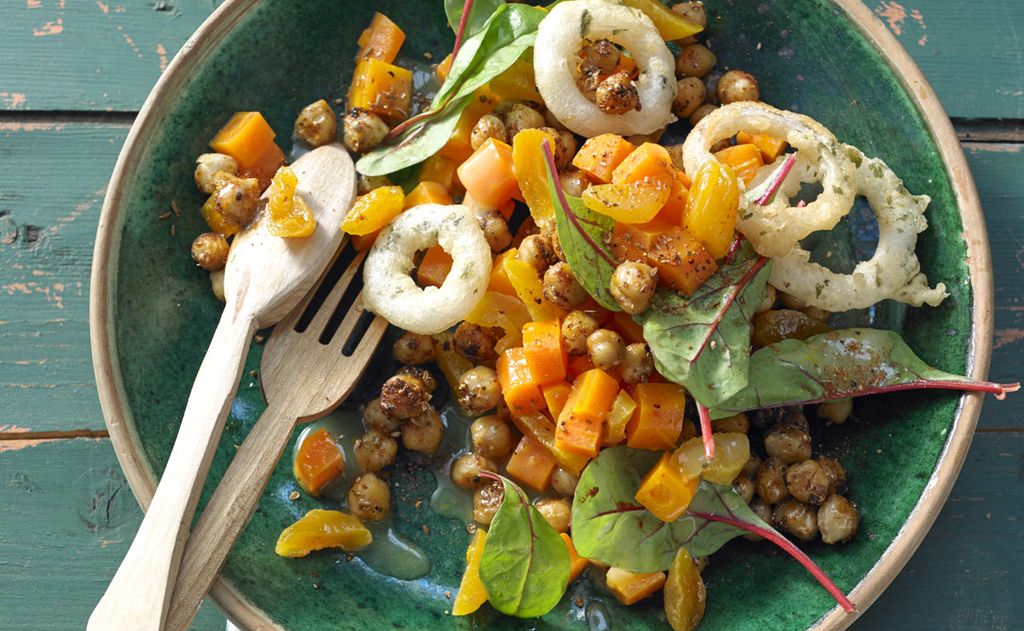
(363, 204, 491, 334)
(769, 146, 948, 311)
(682, 102, 858, 257)
(534, 0, 676, 137)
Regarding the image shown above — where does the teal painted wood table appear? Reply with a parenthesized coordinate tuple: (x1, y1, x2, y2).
(0, 1, 1020, 629)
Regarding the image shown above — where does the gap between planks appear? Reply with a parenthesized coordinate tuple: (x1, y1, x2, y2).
(0, 428, 109, 441)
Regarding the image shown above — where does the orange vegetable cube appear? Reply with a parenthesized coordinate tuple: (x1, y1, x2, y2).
(737, 131, 787, 162)
(612, 142, 675, 187)
(610, 310, 645, 345)
(341, 185, 405, 236)
(210, 111, 278, 171)
(347, 57, 413, 123)
(488, 249, 520, 297)
(435, 52, 454, 83)
(523, 320, 568, 385)
(351, 230, 380, 252)
(239, 142, 286, 191)
(293, 427, 345, 496)
(497, 347, 546, 416)
(612, 54, 638, 78)
(420, 153, 460, 191)
(441, 88, 499, 162)
(357, 12, 406, 64)
(610, 221, 718, 296)
(555, 368, 618, 457)
(627, 383, 687, 450)
(542, 381, 573, 419)
(561, 533, 590, 584)
(404, 181, 453, 209)
(416, 245, 452, 288)
(634, 452, 700, 522)
(508, 411, 591, 476)
(604, 389, 638, 446)
(452, 529, 489, 616)
(685, 161, 740, 259)
(714, 143, 765, 185)
(606, 567, 667, 605)
(572, 134, 636, 183)
(458, 137, 519, 209)
(567, 354, 595, 379)
(657, 168, 689, 225)
(506, 435, 557, 492)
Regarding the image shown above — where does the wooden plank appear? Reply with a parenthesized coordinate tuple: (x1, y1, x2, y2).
(871, 0, 1024, 121)
(0, 437, 225, 630)
(0, 123, 127, 433)
(0, 1, 216, 112)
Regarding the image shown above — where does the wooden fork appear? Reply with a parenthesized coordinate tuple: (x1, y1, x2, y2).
(163, 242, 387, 631)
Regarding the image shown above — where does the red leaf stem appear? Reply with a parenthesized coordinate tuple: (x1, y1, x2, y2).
(755, 153, 797, 206)
(697, 403, 715, 461)
(451, 0, 475, 65)
(723, 234, 744, 264)
(690, 254, 769, 361)
(688, 510, 857, 613)
(543, 140, 618, 267)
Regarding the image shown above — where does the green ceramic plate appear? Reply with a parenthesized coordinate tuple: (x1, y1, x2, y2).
(90, 0, 994, 629)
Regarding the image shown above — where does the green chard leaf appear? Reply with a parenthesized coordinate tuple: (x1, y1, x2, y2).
(445, 0, 506, 40)
(355, 95, 472, 176)
(478, 475, 571, 618)
(544, 145, 621, 311)
(635, 240, 771, 408)
(571, 447, 856, 611)
(710, 328, 1020, 418)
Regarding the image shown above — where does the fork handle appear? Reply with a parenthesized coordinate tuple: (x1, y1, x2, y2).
(164, 400, 296, 631)
(88, 309, 256, 631)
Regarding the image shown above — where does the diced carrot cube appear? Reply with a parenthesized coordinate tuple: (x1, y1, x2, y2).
(567, 354, 595, 379)
(210, 111, 278, 173)
(347, 58, 413, 123)
(656, 168, 689, 225)
(627, 383, 687, 450)
(714, 143, 765, 185)
(237, 142, 285, 191)
(420, 153, 460, 191)
(606, 567, 667, 605)
(613, 54, 638, 77)
(508, 412, 591, 476)
(488, 249, 519, 297)
(506, 436, 557, 492)
(405, 181, 452, 209)
(561, 533, 590, 584)
(542, 381, 573, 419)
(497, 347, 546, 416)
(457, 137, 519, 209)
(604, 389, 637, 446)
(523, 320, 568, 385)
(737, 131, 787, 162)
(441, 88, 500, 162)
(555, 368, 618, 457)
(610, 221, 718, 296)
(612, 143, 675, 187)
(356, 12, 406, 64)
(293, 428, 344, 496)
(572, 134, 636, 183)
(416, 245, 452, 288)
(634, 451, 700, 521)
(609, 310, 646, 345)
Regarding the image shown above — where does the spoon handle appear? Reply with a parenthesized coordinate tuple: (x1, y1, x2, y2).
(163, 401, 296, 631)
(88, 309, 256, 631)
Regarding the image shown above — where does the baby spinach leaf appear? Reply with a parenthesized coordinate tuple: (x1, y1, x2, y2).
(545, 144, 621, 311)
(355, 95, 472, 176)
(710, 328, 1020, 418)
(445, 0, 505, 40)
(478, 475, 571, 618)
(635, 240, 771, 409)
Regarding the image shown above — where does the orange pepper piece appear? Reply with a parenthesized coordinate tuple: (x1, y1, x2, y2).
(604, 389, 638, 446)
(210, 111, 278, 172)
(420, 153, 461, 192)
(714, 143, 765, 185)
(488, 249, 520, 297)
(356, 12, 405, 64)
(506, 435, 557, 492)
(508, 411, 591, 476)
(542, 381, 573, 419)
(347, 58, 413, 123)
(404, 181, 452, 209)
(572, 134, 636, 183)
(523, 320, 568, 385)
(606, 567, 667, 605)
(293, 427, 345, 496)
(452, 529, 489, 616)
(737, 131, 788, 162)
(497, 347, 546, 416)
(684, 161, 740, 259)
(555, 368, 618, 457)
(627, 383, 687, 450)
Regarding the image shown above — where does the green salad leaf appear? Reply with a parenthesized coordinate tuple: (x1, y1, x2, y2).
(635, 240, 771, 409)
(478, 474, 571, 618)
(545, 145, 621, 311)
(710, 328, 1020, 418)
(445, 0, 505, 41)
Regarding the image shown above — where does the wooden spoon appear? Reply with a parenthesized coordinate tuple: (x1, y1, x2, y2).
(88, 144, 356, 631)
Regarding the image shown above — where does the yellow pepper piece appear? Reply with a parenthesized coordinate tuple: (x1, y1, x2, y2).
(684, 161, 739, 259)
(673, 432, 750, 484)
(342, 185, 405, 236)
(465, 291, 532, 353)
(620, 0, 703, 41)
(266, 166, 317, 238)
(503, 256, 566, 321)
(512, 127, 559, 231)
(432, 330, 475, 393)
(604, 389, 638, 446)
(634, 452, 700, 522)
(200, 194, 239, 237)
(606, 567, 667, 606)
(274, 509, 372, 558)
(582, 180, 671, 224)
(452, 529, 489, 616)
(490, 55, 542, 103)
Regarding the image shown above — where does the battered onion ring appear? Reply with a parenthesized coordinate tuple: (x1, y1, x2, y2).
(681, 102, 858, 257)
(534, 0, 676, 137)
(363, 204, 491, 334)
(769, 146, 948, 311)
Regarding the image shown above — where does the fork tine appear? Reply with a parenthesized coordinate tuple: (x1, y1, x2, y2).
(301, 248, 367, 335)
(324, 291, 378, 350)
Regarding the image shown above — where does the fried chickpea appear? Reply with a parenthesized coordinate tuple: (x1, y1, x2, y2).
(543, 262, 589, 309)
(619, 343, 654, 384)
(817, 495, 860, 544)
(673, 77, 706, 119)
(562, 310, 600, 355)
(764, 425, 812, 464)
(741, 452, 762, 478)
(595, 71, 641, 115)
(733, 474, 756, 504)
(773, 500, 819, 542)
(503, 103, 546, 138)
(560, 169, 590, 198)
(354, 429, 398, 473)
(672, 2, 707, 29)
(580, 38, 621, 74)
(576, 68, 602, 101)
(817, 398, 853, 425)
(802, 305, 831, 323)
(543, 107, 569, 131)
(816, 456, 848, 495)
(470, 114, 509, 151)
(210, 270, 226, 302)
(191, 232, 230, 272)
(380, 374, 431, 419)
(689, 103, 718, 126)
(294, 99, 338, 147)
(357, 173, 392, 195)
(778, 290, 807, 310)
(745, 498, 772, 540)
(535, 498, 572, 533)
(402, 407, 444, 454)
(451, 452, 498, 490)
(363, 397, 401, 433)
(551, 468, 580, 497)
(397, 365, 437, 394)
(213, 175, 260, 229)
(712, 412, 749, 434)
(779, 406, 810, 432)
(757, 284, 777, 313)
(457, 366, 502, 415)
(473, 479, 504, 525)
(517, 234, 557, 272)
(474, 207, 513, 253)
(544, 128, 578, 171)
(717, 70, 760, 104)
(756, 456, 790, 504)
(676, 44, 717, 79)
(343, 107, 390, 154)
(610, 261, 657, 314)
(393, 331, 435, 365)
(194, 153, 238, 194)
(453, 322, 499, 363)
(348, 473, 390, 522)
(784, 460, 831, 506)
(470, 414, 514, 460)
(548, 229, 566, 262)
(587, 328, 626, 371)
